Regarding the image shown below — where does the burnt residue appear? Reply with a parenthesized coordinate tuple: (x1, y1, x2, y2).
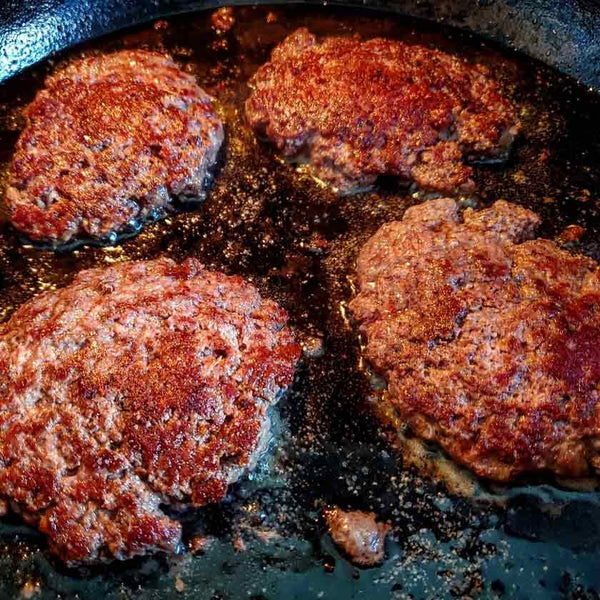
(0, 5, 599, 599)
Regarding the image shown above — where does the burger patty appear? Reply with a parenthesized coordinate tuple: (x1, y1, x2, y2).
(245, 29, 519, 194)
(6, 50, 224, 246)
(349, 198, 600, 482)
(0, 258, 300, 563)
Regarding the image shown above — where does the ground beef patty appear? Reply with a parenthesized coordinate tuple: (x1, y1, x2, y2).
(245, 29, 519, 194)
(6, 50, 224, 246)
(350, 198, 600, 482)
(0, 258, 300, 563)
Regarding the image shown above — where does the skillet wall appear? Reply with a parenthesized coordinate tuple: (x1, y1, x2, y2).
(0, 0, 599, 88)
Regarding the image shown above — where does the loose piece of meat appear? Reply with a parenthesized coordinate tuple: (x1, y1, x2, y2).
(325, 508, 390, 567)
(6, 50, 224, 246)
(0, 258, 300, 563)
(211, 7, 236, 32)
(246, 29, 519, 194)
(350, 198, 600, 482)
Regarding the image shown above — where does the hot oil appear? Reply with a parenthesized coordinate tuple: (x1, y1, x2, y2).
(0, 5, 600, 599)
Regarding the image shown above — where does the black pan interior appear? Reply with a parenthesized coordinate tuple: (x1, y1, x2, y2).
(0, 5, 600, 599)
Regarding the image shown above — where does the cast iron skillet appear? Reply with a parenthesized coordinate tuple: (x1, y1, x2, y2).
(1, 0, 600, 89)
(0, 3, 600, 600)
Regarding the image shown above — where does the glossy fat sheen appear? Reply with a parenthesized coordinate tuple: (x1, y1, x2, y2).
(6, 50, 224, 245)
(0, 258, 300, 563)
(350, 199, 600, 481)
(246, 29, 519, 194)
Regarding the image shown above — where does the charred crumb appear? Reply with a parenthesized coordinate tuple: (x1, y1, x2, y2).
(324, 507, 390, 567)
(211, 8, 236, 33)
(557, 224, 586, 245)
(187, 536, 214, 555)
(232, 536, 246, 553)
(299, 334, 325, 358)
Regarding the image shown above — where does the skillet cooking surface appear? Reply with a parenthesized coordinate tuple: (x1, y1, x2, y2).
(0, 5, 600, 599)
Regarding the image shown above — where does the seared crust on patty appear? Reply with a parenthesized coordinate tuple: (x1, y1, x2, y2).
(350, 199, 600, 482)
(245, 29, 519, 194)
(6, 50, 224, 246)
(0, 258, 300, 563)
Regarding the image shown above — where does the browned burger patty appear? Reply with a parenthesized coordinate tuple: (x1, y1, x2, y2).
(0, 258, 300, 564)
(245, 29, 519, 194)
(6, 50, 224, 246)
(349, 198, 600, 482)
